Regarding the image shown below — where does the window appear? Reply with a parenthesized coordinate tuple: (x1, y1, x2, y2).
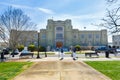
(96, 42, 100, 46)
(119, 36, 120, 39)
(88, 34, 92, 38)
(42, 34, 46, 39)
(74, 35, 76, 38)
(96, 34, 99, 38)
(115, 42, 117, 45)
(34, 41, 37, 45)
(34, 34, 38, 38)
(113, 36, 116, 41)
(56, 27, 63, 31)
(81, 34, 84, 38)
(56, 33, 63, 39)
(114, 36, 118, 41)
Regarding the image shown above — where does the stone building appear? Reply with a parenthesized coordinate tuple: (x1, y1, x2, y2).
(10, 19, 108, 49)
(39, 19, 108, 48)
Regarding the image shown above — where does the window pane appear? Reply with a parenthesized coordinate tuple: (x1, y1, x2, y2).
(56, 27, 63, 31)
(56, 33, 63, 39)
(81, 34, 84, 38)
(74, 35, 76, 38)
(42, 34, 46, 39)
(96, 34, 99, 38)
(88, 34, 92, 38)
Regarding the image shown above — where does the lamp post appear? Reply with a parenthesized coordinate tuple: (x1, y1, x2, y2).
(45, 48, 47, 57)
(37, 31, 40, 58)
(45, 38, 47, 57)
(1, 49, 5, 62)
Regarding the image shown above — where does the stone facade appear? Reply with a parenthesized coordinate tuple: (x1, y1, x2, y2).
(39, 19, 108, 48)
(10, 19, 108, 49)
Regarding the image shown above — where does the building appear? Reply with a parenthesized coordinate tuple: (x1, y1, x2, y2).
(10, 19, 108, 49)
(10, 30, 38, 47)
(39, 19, 108, 48)
(112, 35, 120, 47)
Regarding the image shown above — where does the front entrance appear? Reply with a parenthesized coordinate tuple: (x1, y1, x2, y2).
(56, 42, 63, 48)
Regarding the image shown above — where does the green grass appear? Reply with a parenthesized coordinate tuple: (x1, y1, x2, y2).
(65, 51, 82, 54)
(0, 62, 33, 80)
(33, 51, 88, 55)
(85, 61, 120, 80)
(33, 51, 55, 55)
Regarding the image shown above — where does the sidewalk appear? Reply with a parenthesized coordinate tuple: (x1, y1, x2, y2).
(13, 60, 111, 80)
(8, 56, 120, 62)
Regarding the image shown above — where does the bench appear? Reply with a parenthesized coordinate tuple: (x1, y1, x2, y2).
(85, 52, 99, 58)
(19, 52, 34, 58)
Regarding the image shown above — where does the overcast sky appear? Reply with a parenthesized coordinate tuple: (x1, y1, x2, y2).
(0, 0, 119, 42)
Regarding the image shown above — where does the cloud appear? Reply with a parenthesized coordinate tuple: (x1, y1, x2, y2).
(0, 2, 31, 9)
(0, 2, 55, 14)
(43, 10, 106, 31)
(38, 8, 55, 14)
(50, 11, 105, 22)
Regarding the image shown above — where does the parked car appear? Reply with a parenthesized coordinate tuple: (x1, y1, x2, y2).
(116, 48, 120, 53)
(95, 46, 107, 53)
(95, 46, 118, 54)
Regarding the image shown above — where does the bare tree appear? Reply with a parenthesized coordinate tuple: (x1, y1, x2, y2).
(0, 7, 36, 49)
(106, 0, 117, 4)
(97, 0, 120, 34)
(101, 7, 120, 34)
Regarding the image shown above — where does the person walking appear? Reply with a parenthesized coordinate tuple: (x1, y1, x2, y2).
(59, 48, 64, 60)
(72, 47, 77, 60)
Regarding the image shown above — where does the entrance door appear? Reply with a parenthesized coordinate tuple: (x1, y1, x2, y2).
(56, 42, 63, 48)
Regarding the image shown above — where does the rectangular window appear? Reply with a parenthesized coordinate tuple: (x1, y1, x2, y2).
(74, 35, 76, 38)
(115, 42, 117, 45)
(96, 34, 99, 38)
(56, 33, 63, 39)
(34, 34, 38, 38)
(56, 27, 63, 31)
(81, 34, 84, 38)
(42, 34, 46, 39)
(88, 34, 92, 38)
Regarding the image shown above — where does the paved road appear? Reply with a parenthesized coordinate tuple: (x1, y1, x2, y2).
(14, 60, 111, 80)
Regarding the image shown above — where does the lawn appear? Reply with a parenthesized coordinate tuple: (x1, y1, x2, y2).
(0, 62, 33, 80)
(85, 61, 120, 80)
(65, 51, 82, 54)
(33, 51, 55, 55)
(30, 50, 92, 55)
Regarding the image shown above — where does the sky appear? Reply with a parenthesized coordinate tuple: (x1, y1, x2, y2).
(0, 0, 119, 42)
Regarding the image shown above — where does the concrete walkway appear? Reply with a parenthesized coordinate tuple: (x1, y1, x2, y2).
(13, 60, 111, 80)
